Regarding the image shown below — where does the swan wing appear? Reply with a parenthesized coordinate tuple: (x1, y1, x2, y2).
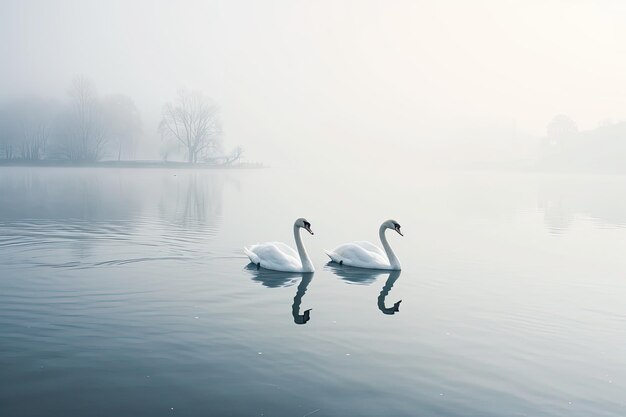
(245, 242, 302, 272)
(326, 242, 391, 269)
(269, 241, 299, 259)
(352, 241, 386, 257)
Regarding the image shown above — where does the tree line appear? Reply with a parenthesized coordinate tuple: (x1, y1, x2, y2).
(0, 76, 242, 165)
(539, 114, 626, 172)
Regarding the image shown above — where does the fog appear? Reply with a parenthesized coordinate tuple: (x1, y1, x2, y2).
(2, 0, 625, 169)
(4, 4, 626, 415)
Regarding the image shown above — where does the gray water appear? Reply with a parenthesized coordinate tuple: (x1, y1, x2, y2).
(1, 166, 625, 417)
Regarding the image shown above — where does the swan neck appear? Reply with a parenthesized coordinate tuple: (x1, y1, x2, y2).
(379, 224, 401, 270)
(294, 224, 314, 272)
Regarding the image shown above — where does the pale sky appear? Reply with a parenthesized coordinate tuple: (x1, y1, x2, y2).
(2, 0, 626, 166)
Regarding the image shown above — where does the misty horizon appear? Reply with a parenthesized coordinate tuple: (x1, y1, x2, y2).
(2, 2, 626, 417)
(3, 0, 626, 168)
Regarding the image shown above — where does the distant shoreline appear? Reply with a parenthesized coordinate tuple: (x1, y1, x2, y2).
(0, 160, 265, 170)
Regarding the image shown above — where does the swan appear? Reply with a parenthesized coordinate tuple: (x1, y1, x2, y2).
(325, 219, 403, 270)
(244, 218, 315, 273)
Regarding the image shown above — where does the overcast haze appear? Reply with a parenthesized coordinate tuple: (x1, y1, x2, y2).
(2, 0, 626, 167)
(4, 3, 626, 416)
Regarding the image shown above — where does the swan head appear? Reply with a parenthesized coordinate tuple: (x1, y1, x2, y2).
(295, 218, 314, 235)
(383, 219, 403, 236)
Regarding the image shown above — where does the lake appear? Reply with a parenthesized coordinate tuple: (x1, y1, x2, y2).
(1, 166, 625, 417)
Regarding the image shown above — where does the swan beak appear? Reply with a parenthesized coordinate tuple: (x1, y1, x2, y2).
(304, 225, 314, 235)
(395, 226, 403, 236)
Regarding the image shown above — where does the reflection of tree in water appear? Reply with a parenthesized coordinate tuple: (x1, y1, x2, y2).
(158, 172, 225, 230)
(0, 168, 146, 260)
(538, 176, 626, 233)
(0, 168, 142, 221)
(0, 168, 233, 261)
(428, 173, 626, 235)
(327, 263, 403, 315)
(0, 169, 231, 229)
(245, 265, 314, 325)
(538, 197, 573, 235)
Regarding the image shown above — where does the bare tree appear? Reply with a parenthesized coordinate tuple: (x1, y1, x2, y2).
(101, 94, 142, 160)
(158, 90, 221, 164)
(0, 109, 10, 159)
(545, 115, 578, 148)
(0, 104, 18, 159)
(0, 99, 56, 160)
(15, 98, 57, 160)
(55, 76, 107, 161)
(223, 146, 244, 165)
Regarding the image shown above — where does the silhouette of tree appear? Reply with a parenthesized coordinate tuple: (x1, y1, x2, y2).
(101, 94, 141, 160)
(54, 76, 108, 161)
(0, 98, 58, 160)
(0, 103, 19, 159)
(223, 146, 243, 165)
(158, 90, 222, 164)
(545, 114, 578, 150)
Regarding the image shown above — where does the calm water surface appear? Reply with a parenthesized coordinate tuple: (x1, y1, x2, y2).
(1, 167, 625, 417)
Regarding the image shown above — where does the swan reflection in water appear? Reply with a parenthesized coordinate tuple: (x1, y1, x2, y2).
(245, 265, 313, 324)
(326, 263, 402, 315)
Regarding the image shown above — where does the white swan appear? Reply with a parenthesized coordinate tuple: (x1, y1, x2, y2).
(244, 218, 315, 273)
(325, 220, 403, 270)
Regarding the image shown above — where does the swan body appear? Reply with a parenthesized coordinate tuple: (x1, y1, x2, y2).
(245, 218, 315, 273)
(325, 220, 403, 270)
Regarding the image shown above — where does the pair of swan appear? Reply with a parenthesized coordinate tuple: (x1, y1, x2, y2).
(244, 218, 403, 273)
